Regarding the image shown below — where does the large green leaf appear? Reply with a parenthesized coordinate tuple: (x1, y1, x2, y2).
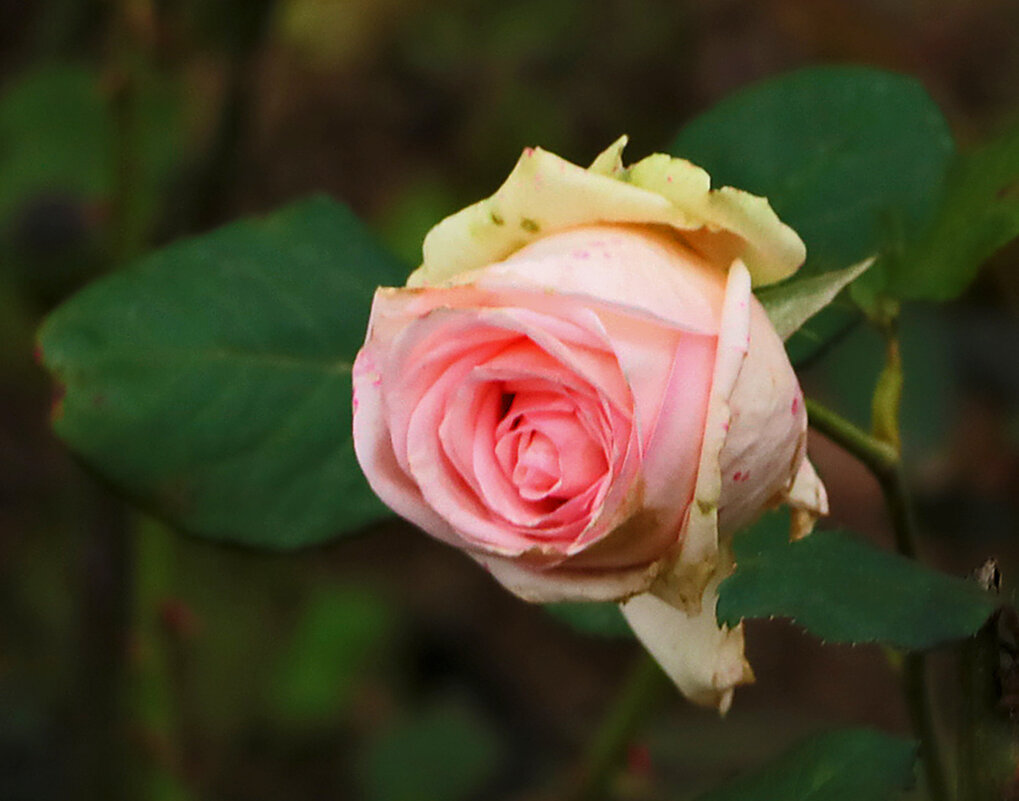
(671, 66, 953, 356)
(671, 66, 953, 281)
(718, 512, 996, 648)
(693, 729, 916, 801)
(888, 119, 1019, 301)
(38, 196, 407, 548)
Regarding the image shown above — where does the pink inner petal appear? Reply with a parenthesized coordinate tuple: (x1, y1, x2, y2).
(512, 430, 560, 499)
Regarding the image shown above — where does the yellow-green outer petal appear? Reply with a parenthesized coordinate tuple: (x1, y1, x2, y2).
(407, 140, 805, 289)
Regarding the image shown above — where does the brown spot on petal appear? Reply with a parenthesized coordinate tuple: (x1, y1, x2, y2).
(605, 507, 661, 546)
(520, 218, 540, 233)
(696, 498, 716, 516)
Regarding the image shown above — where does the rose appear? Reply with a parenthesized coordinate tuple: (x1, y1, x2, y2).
(352, 138, 827, 711)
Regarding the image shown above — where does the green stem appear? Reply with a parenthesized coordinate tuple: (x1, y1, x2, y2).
(904, 651, 951, 801)
(807, 354, 952, 801)
(804, 398, 898, 475)
(569, 653, 669, 801)
(75, 474, 131, 801)
(107, 0, 150, 266)
(72, 4, 151, 798)
(168, 0, 277, 235)
(874, 466, 921, 562)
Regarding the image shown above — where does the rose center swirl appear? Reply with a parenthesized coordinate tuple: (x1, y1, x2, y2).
(494, 390, 609, 503)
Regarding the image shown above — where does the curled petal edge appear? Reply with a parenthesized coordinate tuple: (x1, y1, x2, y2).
(475, 550, 669, 604)
(657, 260, 753, 613)
(409, 139, 804, 290)
(783, 457, 829, 541)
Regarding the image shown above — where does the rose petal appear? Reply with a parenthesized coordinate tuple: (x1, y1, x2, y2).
(783, 458, 829, 541)
(621, 555, 753, 713)
(408, 142, 804, 289)
(478, 225, 728, 334)
(665, 260, 753, 612)
(476, 548, 664, 603)
(352, 348, 464, 549)
(716, 300, 808, 536)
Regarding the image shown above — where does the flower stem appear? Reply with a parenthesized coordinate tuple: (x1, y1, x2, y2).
(803, 399, 898, 476)
(806, 331, 952, 801)
(569, 652, 670, 801)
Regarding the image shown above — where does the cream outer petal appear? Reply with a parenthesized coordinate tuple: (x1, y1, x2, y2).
(476, 550, 666, 604)
(716, 298, 809, 537)
(621, 557, 753, 713)
(658, 260, 752, 613)
(408, 140, 805, 290)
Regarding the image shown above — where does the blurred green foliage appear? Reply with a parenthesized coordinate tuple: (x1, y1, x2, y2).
(357, 698, 504, 801)
(272, 585, 395, 726)
(692, 728, 917, 801)
(888, 119, 1019, 301)
(546, 601, 633, 639)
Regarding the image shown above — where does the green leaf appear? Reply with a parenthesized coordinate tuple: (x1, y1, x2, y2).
(38, 196, 407, 548)
(693, 728, 916, 801)
(888, 119, 1019, 301)
(672, 66, 953, 281)
(545, 602, 632, 638)
(757, 257, 873, 341)
(718, 512, 996, 648)
(357, 699, 503, 801)
(671, 66, 953, 354)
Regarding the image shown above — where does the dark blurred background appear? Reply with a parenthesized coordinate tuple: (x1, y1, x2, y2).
(1, 1, 1018, 799)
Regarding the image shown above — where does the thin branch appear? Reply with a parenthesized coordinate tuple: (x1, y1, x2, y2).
(806, 345, 952, 801)
(804, 398, 899, 476)
(568, 653, 669, 801)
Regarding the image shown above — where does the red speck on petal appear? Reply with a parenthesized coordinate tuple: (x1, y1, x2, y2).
(626, 744, 653, 776)
(722, 421, 729, 432)
(791, 396, 800, 414)
(732, 471, 742, 481)
(666, 175, 673, 183)
(572, 249, 590, 259)
(523, 147, 534, 157)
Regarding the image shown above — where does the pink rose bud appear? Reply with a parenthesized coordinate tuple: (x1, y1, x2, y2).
(353, 139, 827, 712)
